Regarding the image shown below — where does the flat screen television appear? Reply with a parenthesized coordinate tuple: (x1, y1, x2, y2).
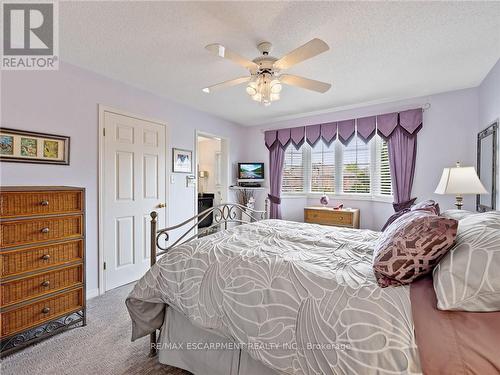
(238, 162, 264, 181)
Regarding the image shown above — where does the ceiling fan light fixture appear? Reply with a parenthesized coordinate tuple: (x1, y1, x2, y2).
(246, 80, 258, 96)
(270, 79, 282, 94)
(246, 86, 257, 96)
(252, 92, 262, 102)
(204, 39, 330, 107)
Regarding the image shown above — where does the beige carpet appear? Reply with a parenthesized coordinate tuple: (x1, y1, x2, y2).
(0, 284, 191, 375)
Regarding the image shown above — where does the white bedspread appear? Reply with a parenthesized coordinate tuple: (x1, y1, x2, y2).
(126, 219, 421, 374)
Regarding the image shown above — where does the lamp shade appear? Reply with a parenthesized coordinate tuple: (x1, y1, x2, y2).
(434, 166, 488, 195)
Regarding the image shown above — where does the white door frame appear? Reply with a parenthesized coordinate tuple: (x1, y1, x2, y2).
(194, 130, 230, 214)
(98, 105, 169, 295)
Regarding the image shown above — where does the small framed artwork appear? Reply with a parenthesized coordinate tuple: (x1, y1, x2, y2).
(172, 148, 192, 173)
(0, 128, 70, 165)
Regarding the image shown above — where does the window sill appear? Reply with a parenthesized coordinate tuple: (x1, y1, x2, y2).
(282, 193, 393, 204)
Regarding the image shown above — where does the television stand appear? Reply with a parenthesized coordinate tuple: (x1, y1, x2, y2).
(238, 182, 262, 188)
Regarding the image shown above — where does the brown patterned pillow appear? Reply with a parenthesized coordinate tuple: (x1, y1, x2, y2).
(373, 210, 458, 288)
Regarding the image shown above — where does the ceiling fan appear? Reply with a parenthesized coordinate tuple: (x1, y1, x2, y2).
(202, 39, 331, 106)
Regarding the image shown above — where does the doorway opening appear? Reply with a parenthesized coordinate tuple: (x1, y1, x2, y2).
(195, 132, 229, 232)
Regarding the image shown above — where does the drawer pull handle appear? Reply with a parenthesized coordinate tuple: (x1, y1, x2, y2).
(41, 280, 50, 287)
(41, 307, 50, 314)
(40, 200, 49, 206)
(41, 227, 50, 234)
(41, 254, 51, 260)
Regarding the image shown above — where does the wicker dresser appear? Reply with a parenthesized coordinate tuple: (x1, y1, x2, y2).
(0, 186, 86, 356)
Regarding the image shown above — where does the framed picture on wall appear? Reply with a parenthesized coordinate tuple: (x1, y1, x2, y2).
(0, 128, 70, 165)
(172, 148, 192, 173)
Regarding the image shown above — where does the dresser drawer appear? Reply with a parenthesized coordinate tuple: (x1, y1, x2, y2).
(1, 264, 83, 306)
(0, 191, 83, 219)
(305, 209, 353, 226)
(0, 287, 83, 338)
(0, 240, 83, 278)
(0, 215, 83, 248)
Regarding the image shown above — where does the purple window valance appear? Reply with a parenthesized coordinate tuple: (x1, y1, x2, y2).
(265, 127, 305, 150)
(265, 130, 277, 149)
(306, 124, 321, 147)
(399, 108, 423, 134)
(290, 127, 305, 149)
(376, 112, 399, 138)
(356, 116, 376, 143)
(321, 122, 337, 145)
(338, 119, 355, 146)
(265, 107, 423, 149)
(377, 108, 423, 139)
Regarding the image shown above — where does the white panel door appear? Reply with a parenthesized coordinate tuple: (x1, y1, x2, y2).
(103, 111, 166, 291)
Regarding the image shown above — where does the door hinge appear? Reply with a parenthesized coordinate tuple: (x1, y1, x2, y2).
(103, 262, 106, 270)
(103, 128, 106, 136)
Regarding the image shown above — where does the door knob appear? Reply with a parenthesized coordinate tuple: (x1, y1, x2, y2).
(158, 203, 166, 208)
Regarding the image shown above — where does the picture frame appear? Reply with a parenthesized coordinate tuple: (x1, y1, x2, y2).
(0, 128, 70, 165)
(172, 148, 192, 173)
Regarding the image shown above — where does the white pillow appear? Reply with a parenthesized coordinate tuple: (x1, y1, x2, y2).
(433, 211, 500, 311)
(440, 209, 474, 221)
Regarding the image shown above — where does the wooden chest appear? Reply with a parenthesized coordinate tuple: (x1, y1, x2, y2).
(0, 186, 86, 356)
(304, 206, 360, 229)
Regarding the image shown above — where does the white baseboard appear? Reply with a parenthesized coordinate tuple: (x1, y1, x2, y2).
(86, 288, 100, 300)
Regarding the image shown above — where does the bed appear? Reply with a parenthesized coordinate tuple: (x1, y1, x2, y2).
(126, 203, 421, 375)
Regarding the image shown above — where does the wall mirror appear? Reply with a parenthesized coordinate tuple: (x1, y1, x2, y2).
(477, 121, 498, 212)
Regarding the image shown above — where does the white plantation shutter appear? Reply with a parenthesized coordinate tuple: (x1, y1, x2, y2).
(342, 136, 371, 194)
(282, 144, 305, 193)
(378, 138, 392, 196)
(279, 134, 392, 198)
(310, 142, 335, 193)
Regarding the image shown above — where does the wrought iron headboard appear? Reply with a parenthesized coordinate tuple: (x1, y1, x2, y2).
(150, 200, 269, 260)
(147, 199, 268, 356)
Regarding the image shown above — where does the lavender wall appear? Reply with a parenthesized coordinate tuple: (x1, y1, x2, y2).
(242, 88, 479, 230)
(0, 63, 245, 297)
(478, 58, 500, 209)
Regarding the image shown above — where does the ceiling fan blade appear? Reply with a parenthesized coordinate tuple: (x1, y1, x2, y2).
(202, 76, 250, 93)
(205, 44, 259, 73)
(280, 74, 331, 93)
(274, 38, 329, 70)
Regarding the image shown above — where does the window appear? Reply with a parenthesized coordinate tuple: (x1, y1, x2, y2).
(281, 135, 392, 199)
(282, 144, 304, 193)
(342, 137, 370, 194)
(378, 138, 392, 196)
(311, 142, 335, 193)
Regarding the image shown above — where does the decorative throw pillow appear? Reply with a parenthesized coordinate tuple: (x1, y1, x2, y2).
(411, 199, 440, 215)
(440, 209, 474, 221)
(433, 211, 500, 311)
(373, 210, 458, 288)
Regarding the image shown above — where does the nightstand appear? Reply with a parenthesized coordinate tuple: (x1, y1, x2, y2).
(304, 206, 360, 229)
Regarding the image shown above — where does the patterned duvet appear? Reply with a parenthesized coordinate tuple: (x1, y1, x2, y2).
(127, 219, 421, 374)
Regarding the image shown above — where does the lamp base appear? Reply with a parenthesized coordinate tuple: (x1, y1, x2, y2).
(455, 195, 463, 210)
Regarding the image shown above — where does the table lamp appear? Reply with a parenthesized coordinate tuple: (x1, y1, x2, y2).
(434, 162, 488, 209)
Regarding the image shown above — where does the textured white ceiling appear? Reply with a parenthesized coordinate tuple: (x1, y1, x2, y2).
(60, 1, 500, 126)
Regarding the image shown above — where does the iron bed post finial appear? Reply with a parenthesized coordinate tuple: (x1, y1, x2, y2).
(149, 210, 158, 357)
